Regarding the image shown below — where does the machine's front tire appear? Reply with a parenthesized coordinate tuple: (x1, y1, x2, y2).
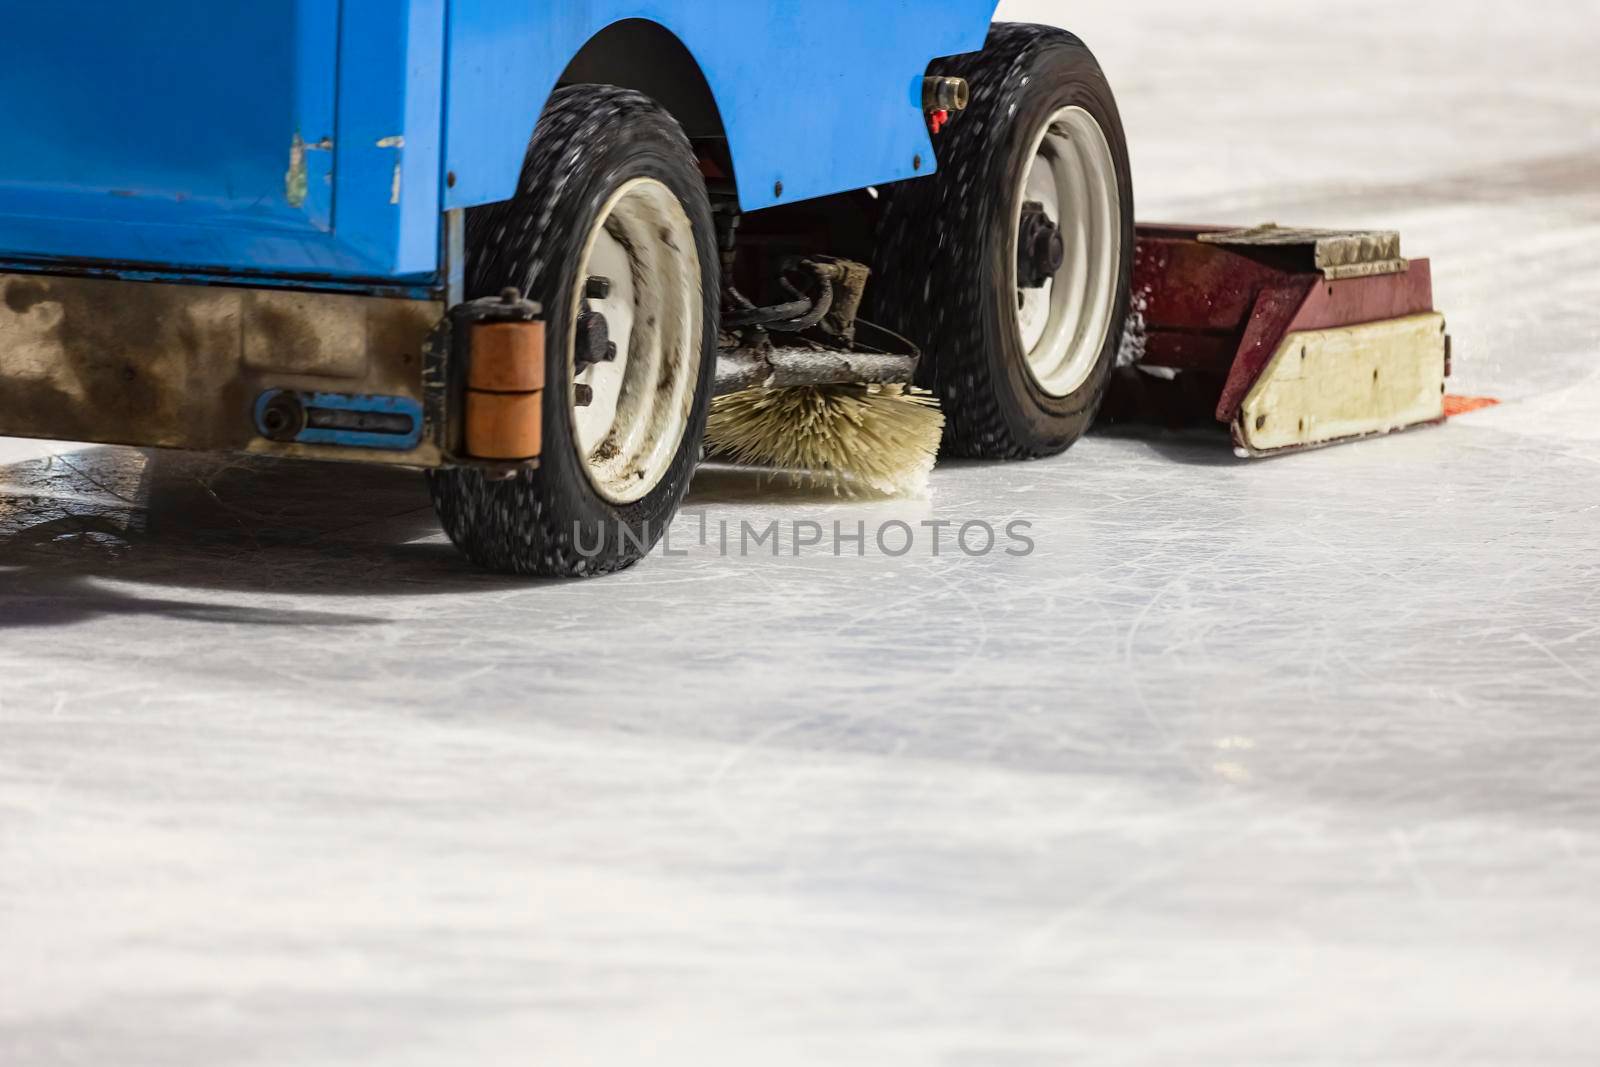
(874, 24, 1135, 459)
(429, 86, 718, 577)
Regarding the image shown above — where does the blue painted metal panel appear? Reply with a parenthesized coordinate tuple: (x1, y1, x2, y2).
(334, 0, 448, 277)
(254, 390, 425, 450)
(0, 0, 997, 285)
(445, 1, 998, 214)
(0, 3, 336, 229)
(0, 1, 444, 283)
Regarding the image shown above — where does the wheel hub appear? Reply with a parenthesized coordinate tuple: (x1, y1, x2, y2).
(1017, 201, 1065, 289)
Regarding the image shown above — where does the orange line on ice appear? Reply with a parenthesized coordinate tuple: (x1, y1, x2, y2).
(1444, 395, 1500, 418)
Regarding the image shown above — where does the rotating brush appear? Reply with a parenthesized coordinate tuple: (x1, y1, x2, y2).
(705, 382, 944, 497)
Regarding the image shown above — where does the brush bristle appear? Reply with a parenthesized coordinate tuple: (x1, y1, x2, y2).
(705, 383, 945, 497)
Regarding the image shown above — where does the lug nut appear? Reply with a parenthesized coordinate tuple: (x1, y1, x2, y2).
(585, 276, 612, 300)
(573, 383, 594, 407)
(575, 309, 614, 371)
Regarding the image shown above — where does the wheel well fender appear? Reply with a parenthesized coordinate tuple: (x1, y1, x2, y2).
(556, 20, 734, 189)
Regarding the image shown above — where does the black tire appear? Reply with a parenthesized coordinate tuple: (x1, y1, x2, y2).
(428, 86, 718, 577)
(874, 24, 1135, 459)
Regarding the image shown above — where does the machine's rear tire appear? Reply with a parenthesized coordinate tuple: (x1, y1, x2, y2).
(428, 86, 718, 577)
(874, 24, 1135, 459)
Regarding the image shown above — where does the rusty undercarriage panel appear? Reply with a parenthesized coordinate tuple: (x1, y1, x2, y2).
(0, 272, 444, 466)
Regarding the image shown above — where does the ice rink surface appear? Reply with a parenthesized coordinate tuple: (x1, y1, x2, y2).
(3, 2, 1599, 1063)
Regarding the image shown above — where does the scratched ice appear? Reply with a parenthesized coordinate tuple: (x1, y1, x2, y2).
(3, 1, 1599, 1063)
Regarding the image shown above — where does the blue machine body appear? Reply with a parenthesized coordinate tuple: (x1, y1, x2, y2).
(0, 1, 996, 293)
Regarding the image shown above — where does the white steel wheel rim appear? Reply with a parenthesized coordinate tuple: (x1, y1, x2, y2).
(569, 178, 703, 505)
(1012, 105, 1121, 398)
